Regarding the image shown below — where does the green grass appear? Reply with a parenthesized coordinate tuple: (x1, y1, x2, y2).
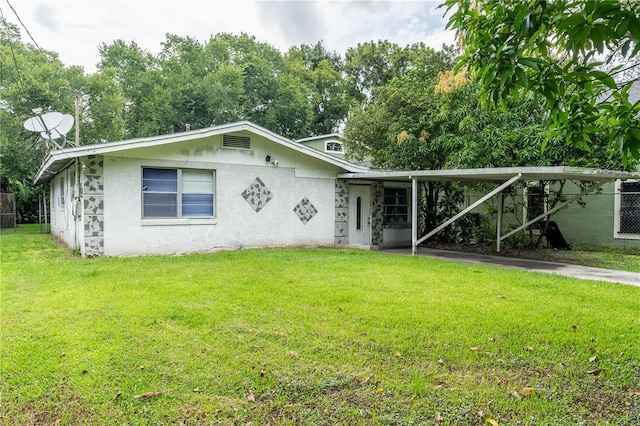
(2, 226, 640, 425)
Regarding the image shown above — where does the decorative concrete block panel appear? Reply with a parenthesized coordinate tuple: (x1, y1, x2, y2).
(334, 179, 349, 247)
(84, 215, 104, 237)
(371, 182, 384, 246)
(84, 237, 104, 257)
(84, 156, 104, 175)
(242, 177, 273, 213)
(84, 174, 104, 194)
(293, 197, 318, 225)
(84, 195, 104, 216)
(335, 207, 348, 222)
(82, 155, 105, 257)
(335, 180, 348, 208)
(334, 236, 348, 247)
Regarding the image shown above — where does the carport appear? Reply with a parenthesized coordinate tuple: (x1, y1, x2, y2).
(338, 166, 640, 255)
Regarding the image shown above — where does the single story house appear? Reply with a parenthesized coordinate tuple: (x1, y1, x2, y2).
(34, 121, 640, 257)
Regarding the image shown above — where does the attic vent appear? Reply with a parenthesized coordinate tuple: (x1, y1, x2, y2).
(223, 134, 251, 150)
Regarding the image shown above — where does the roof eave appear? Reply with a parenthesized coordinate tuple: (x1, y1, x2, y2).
(32, 121, 368, 184)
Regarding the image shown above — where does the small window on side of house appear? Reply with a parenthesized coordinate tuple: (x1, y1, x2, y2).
(59, 177, 65, 207)
(325, 141, 343, 153)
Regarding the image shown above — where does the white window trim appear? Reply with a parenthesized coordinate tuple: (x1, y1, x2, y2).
(324, 140, 344, 153)
(141, 218, 218, 226)
(58, 176, 66, 210)
(141, 167, 216, 221)
(383, 183, 411, 227)
(613, 179, 640, 240)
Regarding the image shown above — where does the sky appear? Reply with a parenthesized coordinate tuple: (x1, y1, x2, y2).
(4, 0, 456, 74)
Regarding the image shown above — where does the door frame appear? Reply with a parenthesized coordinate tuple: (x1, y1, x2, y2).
(348, 184, 372, 247)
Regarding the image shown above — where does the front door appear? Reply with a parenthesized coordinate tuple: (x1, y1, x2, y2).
(348, 185, 371, 246)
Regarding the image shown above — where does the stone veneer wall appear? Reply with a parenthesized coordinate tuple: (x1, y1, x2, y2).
(371, 182, 384, 246)
(83, 155, 104, 256)
(334, 179, 348, 247)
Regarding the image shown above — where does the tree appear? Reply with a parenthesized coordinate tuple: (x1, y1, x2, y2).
(0, 19, 86, 221)
(344, 44, 461, 236)
(286, 42, 356, 135)
(442, 0, 640, 160)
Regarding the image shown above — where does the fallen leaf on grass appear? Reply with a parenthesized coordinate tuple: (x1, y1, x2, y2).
(436, 412, 443, 422)
(470, 347, 481, 351)
(476, 409, 484, 418)
(589, 356, 596, 363)
(433, 381, 445, 389)
(134, 391, 162, 399)
(247, 390, 255, 402)
(587, 368, 603, 375)
(437, 358, 446, 365)
(522, 387, 535, 396)
(395, 351, 403, 358)
(486, 419, 499, 426)
(629, 389, 640, 396)
(114, 391, 122, 400)
(136, 365, 145, 370)
(523, 346, 534, 352)
(376, 387, 384, 393)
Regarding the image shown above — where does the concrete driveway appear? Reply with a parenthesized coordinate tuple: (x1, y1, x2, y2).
(383, 248, 640, 287)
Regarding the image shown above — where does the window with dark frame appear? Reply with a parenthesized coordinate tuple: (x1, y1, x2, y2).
(383, 187, 409, 225)
(142, 168, 214, 219)
(619, 181, 640, 234)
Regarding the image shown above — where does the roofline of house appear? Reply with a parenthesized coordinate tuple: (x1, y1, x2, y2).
(338, 166, 640, 183)
(296, 133, 343, 143)
(33, 121, 368, 184)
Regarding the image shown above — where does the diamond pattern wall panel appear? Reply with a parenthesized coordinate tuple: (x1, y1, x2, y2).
(241, 177, 273, 213)
(293, 197, 318, 225)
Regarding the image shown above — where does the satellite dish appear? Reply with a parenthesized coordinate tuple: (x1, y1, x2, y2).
(23, 111, 76, 150)
(39, 114, 74, 140)
(23, 112, 63, 133)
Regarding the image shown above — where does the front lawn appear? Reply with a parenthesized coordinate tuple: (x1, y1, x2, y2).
(1, 229, 639, 425)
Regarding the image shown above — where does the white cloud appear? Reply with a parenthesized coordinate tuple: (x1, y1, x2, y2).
(8, 0, 455, 73)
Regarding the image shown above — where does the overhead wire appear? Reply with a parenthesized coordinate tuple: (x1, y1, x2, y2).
(4, 0, 52, 60)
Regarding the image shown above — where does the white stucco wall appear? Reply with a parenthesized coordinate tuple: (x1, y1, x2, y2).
(50, 167, 78, 249)
(100, 133, 339, 256)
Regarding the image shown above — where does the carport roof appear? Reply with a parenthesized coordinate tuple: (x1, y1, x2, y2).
(338, 166, 640, 183)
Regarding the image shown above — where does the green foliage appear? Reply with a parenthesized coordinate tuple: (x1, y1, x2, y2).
(2, 235, 640, 424)
(442, 0, 640, 160)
